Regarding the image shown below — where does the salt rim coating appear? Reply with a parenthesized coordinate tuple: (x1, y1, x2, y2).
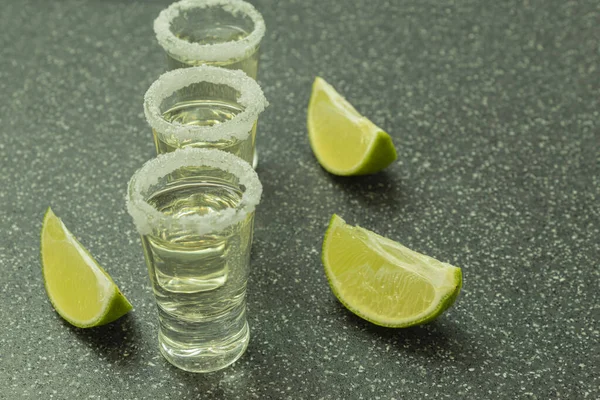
(126, 148, 263, 236)
(154, 0, 266, 63)
(144, 65, 268, 142)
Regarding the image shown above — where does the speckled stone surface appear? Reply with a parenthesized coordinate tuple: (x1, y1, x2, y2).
(0, 0, 598, 399)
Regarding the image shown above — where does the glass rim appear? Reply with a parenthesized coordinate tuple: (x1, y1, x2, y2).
(154, 0, 266, 63)
(143, 65, 268, 143)
(126, 148, 263, 236)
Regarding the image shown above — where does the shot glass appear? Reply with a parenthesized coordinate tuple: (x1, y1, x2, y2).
(126, 147, 263, 373)
(154, 0, 266, 79)
(144, 65, 267, 166)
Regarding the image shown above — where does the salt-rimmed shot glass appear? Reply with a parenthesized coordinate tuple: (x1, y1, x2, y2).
(144, 65, 267, 166)
(126, 147, 262, 373)
(154, 0, 265, 79)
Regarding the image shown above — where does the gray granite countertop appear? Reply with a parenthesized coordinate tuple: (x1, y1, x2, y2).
(0, 0, 598, 399)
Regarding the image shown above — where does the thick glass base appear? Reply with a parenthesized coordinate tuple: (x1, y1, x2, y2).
(158, 322, 250, 373)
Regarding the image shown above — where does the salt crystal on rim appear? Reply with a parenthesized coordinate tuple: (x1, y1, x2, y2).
(126, 148, 263, 236)
(154, 0, 266, 63)
(143, 65, 268, 143)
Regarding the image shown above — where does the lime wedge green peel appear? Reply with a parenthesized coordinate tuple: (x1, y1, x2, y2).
(41, 207, 132, 328)
(322, 214, 462, 328)
(307, 77, 397, 176)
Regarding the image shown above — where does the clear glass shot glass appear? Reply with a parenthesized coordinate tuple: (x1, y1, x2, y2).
(143, 65, 267, 166)
(126, 147, 263, 373)
(154, 0, 266, 79)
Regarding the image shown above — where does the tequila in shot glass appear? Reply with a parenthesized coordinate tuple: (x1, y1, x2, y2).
(154, 0, 266, 79)
(144, 65, 267, 166)
(127, 148, 263, 373)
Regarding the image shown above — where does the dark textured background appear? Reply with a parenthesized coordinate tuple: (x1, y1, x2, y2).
(0, 0, 598, 399)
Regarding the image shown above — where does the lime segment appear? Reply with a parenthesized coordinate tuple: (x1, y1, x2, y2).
(322, 214, 462, 327)
(308, 77, 397, 175)
(41, 207, 132, 328)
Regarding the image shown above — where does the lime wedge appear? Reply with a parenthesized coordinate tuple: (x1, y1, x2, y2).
(41, 207, 132, 328)
(307, 77, 397, 176)
(322, 214, 462, 327)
